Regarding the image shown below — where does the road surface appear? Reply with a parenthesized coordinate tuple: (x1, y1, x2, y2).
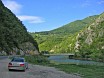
(0, 58, 81, 78)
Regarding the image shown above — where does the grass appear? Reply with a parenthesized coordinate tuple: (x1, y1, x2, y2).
(49, 64, 104, 78)
(24, 55, 104, 78)
(24, 55, 49, 65)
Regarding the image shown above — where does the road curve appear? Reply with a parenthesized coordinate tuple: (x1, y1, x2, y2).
(0, 58, 81, 78)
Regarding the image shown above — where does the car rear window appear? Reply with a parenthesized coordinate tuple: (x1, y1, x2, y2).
(11, 58, 24, 62)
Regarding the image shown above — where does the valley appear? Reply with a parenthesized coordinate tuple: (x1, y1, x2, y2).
(31, 13, 104, 62)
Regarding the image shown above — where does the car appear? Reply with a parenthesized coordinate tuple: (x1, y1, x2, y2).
(8, 57, 28, 71)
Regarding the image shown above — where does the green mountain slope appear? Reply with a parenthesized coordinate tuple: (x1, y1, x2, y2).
(50, 15, 98, 35)
(33, 12, 104, 62)
(32, 14, 98, 53)
(74, 12, 104, 61)
(36, 15, 98, 35)
(0, 0, 39, 55)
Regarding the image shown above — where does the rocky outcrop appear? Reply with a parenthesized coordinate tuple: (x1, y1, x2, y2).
(75, 12, 104, 51)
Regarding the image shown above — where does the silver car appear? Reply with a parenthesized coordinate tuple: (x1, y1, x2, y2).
(8, 57, 28, 71)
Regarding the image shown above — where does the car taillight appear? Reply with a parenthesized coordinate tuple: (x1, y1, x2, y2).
(20, 64, 24, 66)
(8, 63, 12, 67)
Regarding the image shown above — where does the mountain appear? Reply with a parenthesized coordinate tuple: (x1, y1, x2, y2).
(74, 12, 104, 61)
(31, 11, 104, 61)
(0, 0, 39, 55)
(32, 14, 98, 53)
(36, 15, 98, 35)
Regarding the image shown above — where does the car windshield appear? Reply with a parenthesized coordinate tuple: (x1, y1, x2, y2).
(11, 58, 24, 62)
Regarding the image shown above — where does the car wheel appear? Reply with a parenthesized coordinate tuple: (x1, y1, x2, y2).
(8, 69, 11, 71)
(23, 69, 25, 72)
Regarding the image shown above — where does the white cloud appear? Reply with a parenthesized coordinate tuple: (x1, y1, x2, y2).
(2, 0, 22, 14)
(2, 0, 45, 24)
(98, 0, 104, 4)
(18, 15, 45, 24)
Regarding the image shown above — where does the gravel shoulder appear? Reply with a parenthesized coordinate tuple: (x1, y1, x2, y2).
(0, 58, 81, 78)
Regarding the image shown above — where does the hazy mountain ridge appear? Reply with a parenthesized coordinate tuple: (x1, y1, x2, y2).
(0, 0, 39, 55)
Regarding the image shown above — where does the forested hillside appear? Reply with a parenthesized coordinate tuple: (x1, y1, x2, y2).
(31, 12, 104, 61)
(74, 12, 104, 61)
(0, 0, 39, 55)
(32, 14, 98, 53)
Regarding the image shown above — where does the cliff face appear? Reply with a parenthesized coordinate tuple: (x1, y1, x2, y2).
(0, 0, 39, 55)
(75, 13, 104, 61)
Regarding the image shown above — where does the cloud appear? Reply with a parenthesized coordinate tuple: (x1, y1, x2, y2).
(18, 15, 45, 24)
(2, 0, 22, 14)
(2, 0, 45, 24)
(98, 0, 104, 4)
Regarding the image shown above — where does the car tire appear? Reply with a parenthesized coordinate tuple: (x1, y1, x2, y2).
(8, 69, 11, 71)
(23, 69, 25, 72)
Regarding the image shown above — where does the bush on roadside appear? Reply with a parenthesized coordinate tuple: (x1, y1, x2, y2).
(24, 55, 49, 65)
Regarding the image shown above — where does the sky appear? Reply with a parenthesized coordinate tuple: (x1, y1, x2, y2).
(2, 0, 104, 32)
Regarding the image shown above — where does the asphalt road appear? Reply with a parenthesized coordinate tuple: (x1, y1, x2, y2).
(0, 56, 8, 59)
(0, 58, 81, 78)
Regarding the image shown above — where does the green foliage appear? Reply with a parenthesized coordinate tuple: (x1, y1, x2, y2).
(25, 55, 49, 65)
(76, 13, 104, 61)
(30, 8, 104, 62)
(31, 14, 98, 53)
(0, 1, 39, 54)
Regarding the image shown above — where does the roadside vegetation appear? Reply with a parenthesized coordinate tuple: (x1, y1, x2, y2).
(0, 1, 39, 55)
(24, 55, 49, 65)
